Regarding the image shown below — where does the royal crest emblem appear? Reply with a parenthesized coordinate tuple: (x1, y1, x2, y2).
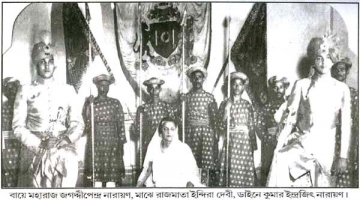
(117, 2, 211, 103)
(149, 21, 181, 58)
(135, 3, 181, 59)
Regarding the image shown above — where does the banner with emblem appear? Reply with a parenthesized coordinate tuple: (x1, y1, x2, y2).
(114, 2, 211, 103)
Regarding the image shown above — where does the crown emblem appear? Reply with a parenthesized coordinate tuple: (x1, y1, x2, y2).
(147, 3, 181, 24)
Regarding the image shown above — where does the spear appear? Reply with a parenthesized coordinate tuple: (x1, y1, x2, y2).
(85, 3, 95, 188)
(138, 3, 144, 169)
(211, 57, 228, 94)
(181, 10, 187, 143)
(226, 16, 231, 187)
(90, 87, 95, 188)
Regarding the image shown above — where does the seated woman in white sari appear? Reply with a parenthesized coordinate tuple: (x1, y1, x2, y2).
(136, 117, 203, 187)
(267, 33, 352, 187)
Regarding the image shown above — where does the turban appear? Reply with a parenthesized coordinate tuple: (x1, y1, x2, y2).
(143, 77, 165, 87)
(31, 31, 54, 65)
(93, 74, 115, 85)
(268, 76, 290, 89)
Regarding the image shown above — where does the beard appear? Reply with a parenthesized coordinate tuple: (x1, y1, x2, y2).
(193, 82, 203, 89)
(334, 74, 346, 82)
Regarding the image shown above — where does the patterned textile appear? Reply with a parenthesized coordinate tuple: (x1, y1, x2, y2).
(178, 89, 218, 186)
(335, 87, 359, 187)
(2, 102, 20, 187)
(2, 101, 13, 131)
(256, 99, 284, 185)
(84, 97, 126, 183)
(218, 99, 257, 187)
(182, 90, 218, 170)
(2, 140, 21, 187)
(135, 101, 174, 164)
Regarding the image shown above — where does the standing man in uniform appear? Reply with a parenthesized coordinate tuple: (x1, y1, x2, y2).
(83, 74, 127, 187)
(331, 58, 359, 187)
(12, 32, 84, 187)
(256, 76, 290, 186)
(180, 66, 219, 186)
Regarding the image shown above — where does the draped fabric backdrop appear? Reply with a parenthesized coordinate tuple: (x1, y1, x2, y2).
(231, 3, 267, 110)
(63, 3, 91, 92)
(114, 3, 211, 103)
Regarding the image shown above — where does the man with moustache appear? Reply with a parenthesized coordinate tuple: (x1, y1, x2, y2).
(12, 32, 84, 187)
(256, 76, 290, 186)
(179, 65, 219, 186)
(331, 58, 358, 187)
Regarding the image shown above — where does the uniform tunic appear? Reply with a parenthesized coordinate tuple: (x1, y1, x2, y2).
(267, 77, 351, 187)
(2, 101, 21, 187)
(84, 97, 126, 183)
(180, 89, 218, 186)
(12, 81, 84, 187)
(182, 90, 218, 170)
(335, 87, 358, 187)
(135, 101, 174, 164)
(256, 99, 284, 185)
(218, 99, 257, 187)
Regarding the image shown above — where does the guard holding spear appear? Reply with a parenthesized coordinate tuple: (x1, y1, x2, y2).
(82, 3, 126, 188)
(218, 17, 257, 187)
(179, 66, 219, 186)
(83, 74, 127, 188)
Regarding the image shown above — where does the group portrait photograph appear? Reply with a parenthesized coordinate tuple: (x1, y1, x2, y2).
(1, 1, 359, 191)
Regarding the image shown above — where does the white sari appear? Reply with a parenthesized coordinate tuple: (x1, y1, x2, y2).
(139, 130, 203, 187)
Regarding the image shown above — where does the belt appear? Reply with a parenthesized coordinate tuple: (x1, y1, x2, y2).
(187, 119, 210, 126)
(31, 130, 67, 139)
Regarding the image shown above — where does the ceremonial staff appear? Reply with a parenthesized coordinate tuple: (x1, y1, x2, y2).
(226, 16, 231, 187)
(85, 3, 95, 188)
(90, 87, 95, 188)
(211, 57, 228, 94)
(181, 11, 187, 143)
(138, 3, 144, 169)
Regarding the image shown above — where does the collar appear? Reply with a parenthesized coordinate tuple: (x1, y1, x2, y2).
(34, 77, 56, 86)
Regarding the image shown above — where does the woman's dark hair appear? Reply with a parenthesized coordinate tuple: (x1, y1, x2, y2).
(158, 116, 178, 136)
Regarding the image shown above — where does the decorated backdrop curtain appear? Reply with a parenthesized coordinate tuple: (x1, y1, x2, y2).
(114, 3, 211, 103)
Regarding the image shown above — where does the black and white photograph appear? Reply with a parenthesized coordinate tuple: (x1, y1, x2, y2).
(1, 0, 359, 197)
